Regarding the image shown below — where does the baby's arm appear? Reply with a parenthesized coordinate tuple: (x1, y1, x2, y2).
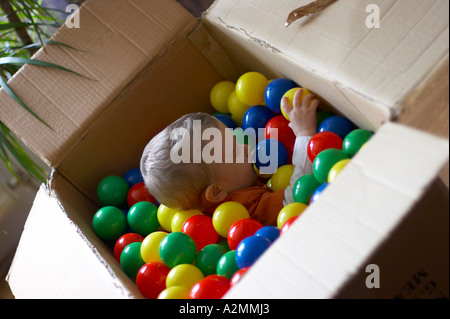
(281, 89, 320, 205)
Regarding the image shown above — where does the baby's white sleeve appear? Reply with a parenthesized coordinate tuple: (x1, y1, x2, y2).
(283, 136, 313, 206)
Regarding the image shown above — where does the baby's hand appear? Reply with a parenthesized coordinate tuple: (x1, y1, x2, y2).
(281, 88, 319, 137)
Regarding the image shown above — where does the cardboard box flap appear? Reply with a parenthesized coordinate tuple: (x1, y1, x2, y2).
(0, 0, 197, 168)
(225, 122, 449, 298)
(203, 0, 449, 129)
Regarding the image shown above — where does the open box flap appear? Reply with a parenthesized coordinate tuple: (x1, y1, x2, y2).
(203, 0, 449, 130)
(0, 0, 198, 168)
(224, 122, 449, 298)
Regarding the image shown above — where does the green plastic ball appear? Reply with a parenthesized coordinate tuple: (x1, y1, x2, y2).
(159, 232, 197, 268)
(120, 242, 145, 280)
(127, 202, 159, 236)
(313, 149, 349, 184)
(97, 175, 129, 207)
(293, 173, 322, 204)
(195, 244, 228, 277)
(92, 206, 126, 241)
(216, 250, 239, 280)
(343, 129, 374, 157)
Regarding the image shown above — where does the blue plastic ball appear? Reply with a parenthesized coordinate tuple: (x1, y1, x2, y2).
(264, 78, 298, 113)
(123, 168, 144, 188)
(254, 226, 280, 243)
(318, 116, 355, 140)
(235, 235, 271, 269)
(253, 139, 288, 175)
(242, 105, 275, 133)
(310, 182, 329, 204)
(214, 114, 237, 129)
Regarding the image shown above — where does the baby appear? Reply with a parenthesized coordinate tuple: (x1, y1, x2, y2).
(140, 89, 319, 226)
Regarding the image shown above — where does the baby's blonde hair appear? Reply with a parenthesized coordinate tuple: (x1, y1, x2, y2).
(140, 113, 220, 210)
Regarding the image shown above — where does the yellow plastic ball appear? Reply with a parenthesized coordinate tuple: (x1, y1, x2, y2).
(210, 81, 235, 113)
(228, 90, 251, 126)
(171, 209, 203, 233)
(253, 163, 272, 179)
(277, 202, 308, 229)
(327, 159, 351, 183)
(213, 201, 250, 237)
(140, 231, 168, 263)
(157, 205, 178, 232)
(166, 264, 204, 290)
(235, 72, 268, 106)
(270, 164, 294, 192)
(280, 87, 313, 121)
(157, 286, 190, 299)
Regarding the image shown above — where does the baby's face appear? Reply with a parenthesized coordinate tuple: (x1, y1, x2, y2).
(213, 120, 257, 193)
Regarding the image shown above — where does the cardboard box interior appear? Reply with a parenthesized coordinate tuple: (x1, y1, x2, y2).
(2, 0, 449, 298)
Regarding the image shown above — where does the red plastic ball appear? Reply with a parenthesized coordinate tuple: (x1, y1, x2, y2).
(280, 215, 299, 236)
(136, 262, 170, 299)
(265, 115, 296, 161)
(114, 233, 144, 262)
(230, 267, 250, 287)
(189, 275, 230, 299)
(307, 132, 343, 163)
(182, 215, 219, 252)
(127, 182, 158, 207)
(227, 218, 263, 250)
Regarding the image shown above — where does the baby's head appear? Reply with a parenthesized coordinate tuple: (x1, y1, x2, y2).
(140, 112, 256, 211)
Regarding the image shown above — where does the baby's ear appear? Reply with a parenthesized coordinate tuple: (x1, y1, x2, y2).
(203, 184, 228, 204)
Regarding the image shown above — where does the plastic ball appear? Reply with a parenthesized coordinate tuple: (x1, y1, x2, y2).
(310, 183, 329, 204)
(114, 233, 144, 262)
(227, 218, 263, 250)
(233, 127, 256, 151)
(182, 215, 219, 252)
(307, 131, 343, 163)
(280, 87, 313, 121)
(280, 215, 299, 235)
(241, 105, 275, 134)
(264, 78, 298, 113)
(157, 204, 178, 232)
(292, 173, 322, 204)
(195, 244, 229, 277)
(120, 242, 145, 280)
(217, 250, 240, 280)
(316, 111, 334, 129)
(189, 275, 230, 299)
(171, 209, 203, 233)
(277, 202, 308, 229)
(127, 182, 158, 207)
(136, 262, 170, 299)
(210, 81, 235, 113)
(265, 115, 296, 159)
(140, 231, 168, 263)
(159, 232, 197, 268)
(235, 71, 268, 106)
(312, 148, 349, 183)
(212, 202, 250, 238)
(228, 91, 251, 126)
(157, 286, 190, 299)
(97, 175, 129, 207)
(253, 139, 288, 175)
(230, 267, 250, 287)
(255, 226, 280, 243)
(214, 114, 237, 129)
(328, 159, 351, 183)
(235, 235, 271, 269)
(270, 164, 294, 192)
(127, 201, 159, 236)
(92, 206, 127, 241)
(318, 115, 355, 140)
(123, 168, 144, 188)
(342, 129, 374, 157)
(166, 264, 204, 290)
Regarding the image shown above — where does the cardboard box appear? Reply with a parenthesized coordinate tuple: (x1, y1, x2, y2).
(1, 0, 448, 298)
